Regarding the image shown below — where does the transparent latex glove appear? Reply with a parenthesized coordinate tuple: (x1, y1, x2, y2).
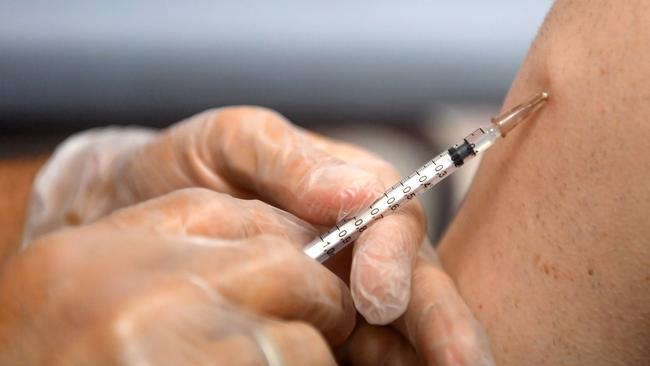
(23, 106, 426, 325)
(3, 188, 355, 365)
(336, 239, 495, 366)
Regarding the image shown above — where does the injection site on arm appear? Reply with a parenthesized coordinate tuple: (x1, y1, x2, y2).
(304, 92, 549, 262)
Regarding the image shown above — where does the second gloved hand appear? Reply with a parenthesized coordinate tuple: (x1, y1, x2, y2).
(3, 189, 354, 365)
(23, 107, 427, 325)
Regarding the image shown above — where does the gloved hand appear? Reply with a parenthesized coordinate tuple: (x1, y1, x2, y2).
(336, 240, 495, 366)
(23, 106, 426, 325)
(2, 189, 355, 365)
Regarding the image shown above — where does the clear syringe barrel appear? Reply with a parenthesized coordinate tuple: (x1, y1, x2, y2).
(303, 124, 502, 263)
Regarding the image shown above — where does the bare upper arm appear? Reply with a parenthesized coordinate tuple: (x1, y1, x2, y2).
(438, 1, 650, 364)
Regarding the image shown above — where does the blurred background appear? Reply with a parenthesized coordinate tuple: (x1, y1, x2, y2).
(0, 0, 553, 239)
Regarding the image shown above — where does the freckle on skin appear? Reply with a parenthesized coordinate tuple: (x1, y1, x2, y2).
(533, 253, 541, 266)
(588, 269, 594, 276)
(543, 264, 551, 275)
(64, 211, 81, 225)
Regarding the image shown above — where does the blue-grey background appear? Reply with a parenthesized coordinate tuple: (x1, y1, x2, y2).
(0, 0, 553, 239)
(1, 0, 552, 131)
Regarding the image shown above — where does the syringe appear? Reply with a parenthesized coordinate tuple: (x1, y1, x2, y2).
(304, 91, 549, 263)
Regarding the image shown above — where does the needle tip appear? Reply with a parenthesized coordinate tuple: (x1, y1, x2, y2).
(492, 91, 549, 136)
